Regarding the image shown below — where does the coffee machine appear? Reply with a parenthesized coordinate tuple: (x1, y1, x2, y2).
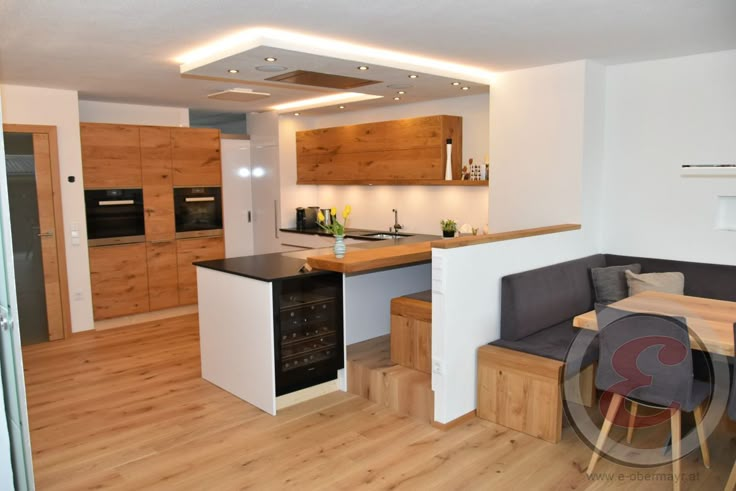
(296, 206, 320, 230)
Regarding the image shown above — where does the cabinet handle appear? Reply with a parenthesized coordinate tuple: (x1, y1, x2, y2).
(185, 197, 215, 203)
(99, 200, 134, 206)
(274, 200, 279, 239)
(37, 231, 54, 238)
(149, 240, 172, 244)
(248, 210, 252, 223)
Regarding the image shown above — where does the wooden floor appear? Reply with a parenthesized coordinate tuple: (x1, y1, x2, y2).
(22, 314, 736, 490)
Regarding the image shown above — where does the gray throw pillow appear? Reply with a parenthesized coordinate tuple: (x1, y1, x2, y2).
(591, 263, 642, 304)
(625, 270, 685, 296)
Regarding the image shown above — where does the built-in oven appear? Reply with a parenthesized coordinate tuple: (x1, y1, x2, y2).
(174, 187, 223, 239)
(85, 189, 145, 246)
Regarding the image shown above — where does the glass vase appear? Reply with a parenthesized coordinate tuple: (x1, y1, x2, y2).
(333, 235, 346, 258)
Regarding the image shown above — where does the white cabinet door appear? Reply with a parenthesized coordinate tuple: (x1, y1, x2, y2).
(221, 139, 254, 257)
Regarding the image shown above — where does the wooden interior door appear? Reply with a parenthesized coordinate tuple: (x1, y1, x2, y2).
(3, 125, 71, 341)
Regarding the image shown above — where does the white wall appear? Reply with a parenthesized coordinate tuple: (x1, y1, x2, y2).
(279, 94, 490, 235)
(1, 84, 95, 332)
(488, 61, 588, 232)
(78, 100, 189, 127)
(601, 49, 736, 265)
(432, 227, 597, 423)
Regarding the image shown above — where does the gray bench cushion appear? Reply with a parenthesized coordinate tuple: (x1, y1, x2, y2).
(501, 254, 606, 341)
(490, 319, 598, 368)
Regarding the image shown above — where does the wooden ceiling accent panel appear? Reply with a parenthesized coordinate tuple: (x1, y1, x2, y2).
(266, 70, 381, 89)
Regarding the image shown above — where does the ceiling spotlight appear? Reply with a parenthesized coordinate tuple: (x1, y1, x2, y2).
(461, 86, 470, 91)
(338, 105, 345, 109)
(357, 65, 369, 70)
(294, 112, 300, 116)
(451, 81, 460, 86)
(227, 69, 239, 74)
(393, 97, 401, 101)
(397, 91, 405, 95)
(264, 57, 277, 62)
(408, 74, 418, 79)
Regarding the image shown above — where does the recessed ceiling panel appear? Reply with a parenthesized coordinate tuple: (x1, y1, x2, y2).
(265, 70, 381, 89)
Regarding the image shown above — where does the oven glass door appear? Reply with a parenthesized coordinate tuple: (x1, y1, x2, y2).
(174, 187, 223, 238)
(85, 189, 145, 245)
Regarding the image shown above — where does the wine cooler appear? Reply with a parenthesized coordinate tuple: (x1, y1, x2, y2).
(273, 273, 343, 396)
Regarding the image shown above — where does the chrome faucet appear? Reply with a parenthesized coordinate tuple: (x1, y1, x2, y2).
(391, 208, 403, 234)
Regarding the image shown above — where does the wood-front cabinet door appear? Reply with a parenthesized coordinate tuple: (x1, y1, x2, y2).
(81, 123, 142, 188)
(176, 236, 225, 305)
(141, 127, 175, 241)
(89, 243, 150, 320)
(146, 241, 179, 311)
(171, 128, 221, 186)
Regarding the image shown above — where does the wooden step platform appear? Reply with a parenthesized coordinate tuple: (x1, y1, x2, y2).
(347, 335, 434, 424)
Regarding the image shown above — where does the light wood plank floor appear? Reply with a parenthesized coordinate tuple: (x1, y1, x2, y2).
(22, 314, 735, 490)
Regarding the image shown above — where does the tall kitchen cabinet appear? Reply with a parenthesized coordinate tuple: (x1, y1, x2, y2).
(81, 123, 224, 321)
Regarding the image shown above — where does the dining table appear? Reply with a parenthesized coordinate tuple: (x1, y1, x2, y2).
(573, 290, 736, 357)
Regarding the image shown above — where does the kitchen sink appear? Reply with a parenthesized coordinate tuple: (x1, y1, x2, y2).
(361, 233, 412, 239)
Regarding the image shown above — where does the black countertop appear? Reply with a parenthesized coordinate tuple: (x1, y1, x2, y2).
(195, 228, 440, 282)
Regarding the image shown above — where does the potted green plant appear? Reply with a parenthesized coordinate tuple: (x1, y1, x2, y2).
(440, 219, 457, 238)
(317, 205, 351, 258)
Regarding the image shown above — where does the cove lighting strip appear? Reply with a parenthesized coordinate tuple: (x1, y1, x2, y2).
(269, 92, 382, 113)
(175, 27, 496, 85)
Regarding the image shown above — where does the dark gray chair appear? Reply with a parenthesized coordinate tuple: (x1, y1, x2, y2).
(724, 324, 736, 491)
(586, 310, 711, 488)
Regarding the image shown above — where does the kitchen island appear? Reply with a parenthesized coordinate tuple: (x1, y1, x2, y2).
(195, 233, 435, 415)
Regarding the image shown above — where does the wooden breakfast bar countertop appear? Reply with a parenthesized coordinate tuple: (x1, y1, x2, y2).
(306, 224, 581, 274)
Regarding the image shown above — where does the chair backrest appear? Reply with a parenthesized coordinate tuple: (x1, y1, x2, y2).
(595, 307, 694, 409)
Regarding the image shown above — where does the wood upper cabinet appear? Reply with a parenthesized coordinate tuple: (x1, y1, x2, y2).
(171, 128, 222, 186)
(81, 123, 142, 188)
(176, 236, 225, 305)
(141, 127, 175, 241)
(89, 243, 149, 320)
(146, 241, 179, 311)
(296, 115, 462, 184)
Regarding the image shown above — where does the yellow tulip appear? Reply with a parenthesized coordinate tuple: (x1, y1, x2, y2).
(343, 204, 351, 219)
(317, 210, 325, 222)
(330, 207, 337, 216)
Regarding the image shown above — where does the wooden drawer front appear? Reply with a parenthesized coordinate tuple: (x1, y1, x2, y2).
(146, 241, 179, 311)
(171, 128, 221, 186)
(81, 123, 142, 188)
(296, 115, 462, 184)
(176, 236, 225, 305)
(89, 243, 149, 320)
(390, 315, 431, 373)
(390, 297, 432, 373)
(141, 127, 175, 241)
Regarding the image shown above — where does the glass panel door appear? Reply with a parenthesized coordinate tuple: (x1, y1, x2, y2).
(4, 133, 49, 345)
(0, 121, 35, 489)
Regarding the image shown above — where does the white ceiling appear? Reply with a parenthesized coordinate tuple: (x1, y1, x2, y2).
(1, 0, 735, 113)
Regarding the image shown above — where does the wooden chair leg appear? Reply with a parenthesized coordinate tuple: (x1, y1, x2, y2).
(670, 408, 681, 491)
(692, 403, 710, 469)
(725, 459, 736, 491)
(626, 400, 638, 444)
(586, 393, 623, 476)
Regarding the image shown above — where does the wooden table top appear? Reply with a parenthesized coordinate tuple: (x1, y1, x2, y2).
(573, 291, 736, 356)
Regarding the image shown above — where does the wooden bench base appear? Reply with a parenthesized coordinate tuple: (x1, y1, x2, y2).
(477, 344, 595, 444)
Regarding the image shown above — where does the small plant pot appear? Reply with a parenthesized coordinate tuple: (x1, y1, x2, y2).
(442, 230, 456, 238)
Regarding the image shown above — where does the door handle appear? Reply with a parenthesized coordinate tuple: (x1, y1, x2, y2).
(37, 231, 54, 238)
